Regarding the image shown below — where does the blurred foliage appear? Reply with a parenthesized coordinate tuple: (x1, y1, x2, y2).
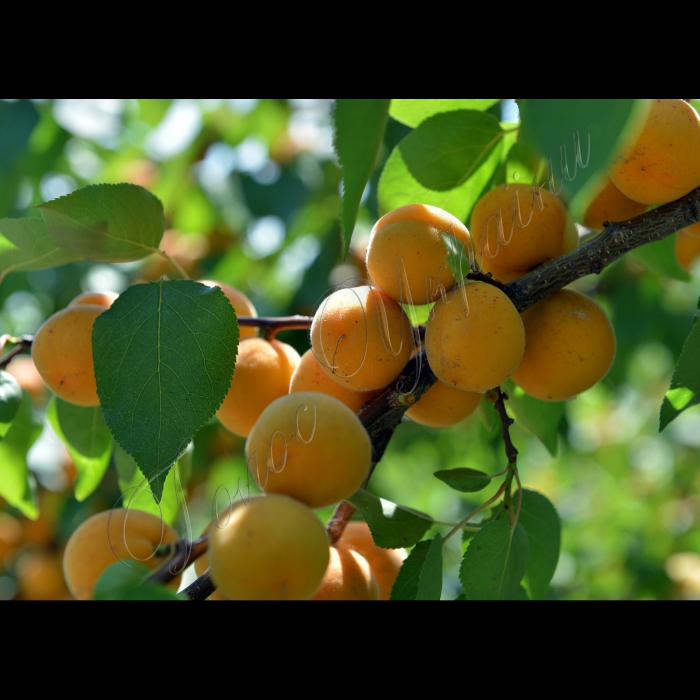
(1, 99, 699, 601)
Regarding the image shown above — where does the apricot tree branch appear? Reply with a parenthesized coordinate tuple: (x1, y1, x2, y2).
(0, 336, 33, 369)
(236, 315, 314, 341)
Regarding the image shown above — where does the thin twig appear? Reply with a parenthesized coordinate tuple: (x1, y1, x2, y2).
(0, 337, 33, 369)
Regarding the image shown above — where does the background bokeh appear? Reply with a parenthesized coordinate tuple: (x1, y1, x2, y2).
(1, 98, 699, 600)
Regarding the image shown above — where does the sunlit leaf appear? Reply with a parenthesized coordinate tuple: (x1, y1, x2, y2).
(0, 370, 22, 438)
(390, 99, 500, 128)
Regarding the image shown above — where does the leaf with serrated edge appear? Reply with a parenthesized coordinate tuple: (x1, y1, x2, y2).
(460, 521, 529, 600)
(0, 217, 79, 284)
(434, 468, 491, 493)
(416, 534, 443, 600)
(333, 99, 390, 258)
(38, 183, 165, 262)
(46, 396, 113, 502)
(390, 540, 430, 600)
(0, 370, 22, 439)
(515, 489, 560, 600)
(390, 99, 500, 128)
(348, 488, 433, 549)
(93, 280, 238, 501)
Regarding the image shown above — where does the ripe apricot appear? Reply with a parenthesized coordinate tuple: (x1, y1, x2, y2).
(208, 494, 329, 600)
(581, 173, 648, 231)
(366, 204, 471, 305)
(425, 281, 525, 393)
(336, 521, 406, 600)
(608, 99, 700, 205)
(199, 280, 258, 339)
(310, 285, 413, 393)
(289, 349, 380, 413)
(63, 508, 181, 600)
(68, 291, 119, 308)
(405, 379, 482, 428)
(311, 546, 379, 600)
(245, 391, 372, 509)
(31, 305, 105, 407)
(471, 183, 578, 277)
(511, 289, 616, 401)
(675, 222, 700, 272)
(5, 356, 47, 405)
(216, 337, 300, 437)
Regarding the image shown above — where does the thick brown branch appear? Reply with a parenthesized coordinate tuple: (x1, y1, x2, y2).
(237, 315, 313, 341)
(149, 534, 209, 584)
(182, 569, 216, 600)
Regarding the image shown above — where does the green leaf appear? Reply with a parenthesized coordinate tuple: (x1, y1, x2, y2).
(433, 467, 490, 493)
(46, 396, 113, 502)
(519, 99, 647, 215)
(504, 380, 564, 456)
(0, 217, 80, 284)
(416, 534, 443, 600)
(92, 280, 239, 500)
(660, 298, 700, 431)
(38, 183, 165, 262)
(459, 521, 529, 600)
(0, 99, 39, 168)
(0, 370, 22, 438)
(347, 488, 433, 548)
(333, 99, 390, 258)
(390, 539, 430, 600)
(93, 562, 184, 601)
(390, 99, 500, 128)
(515, 489, 561, 600)
(629, 234, 691, 282)
(0, 391, 41, 518)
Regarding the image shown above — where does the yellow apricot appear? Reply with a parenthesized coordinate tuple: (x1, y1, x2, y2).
(208, 494, 330, 600)
(199, 280, 258, 339)
(581, 173, 648, 231)
(608, 99, 700, 205)
(311, 547, 379, 600)
(425, 281, 525, 393)
(245, 391, 372, 509)
(31, 305, 105, 407)
(675, 222, 700, 272)
(68, 291, 119, 308)
(471, 183, 578, 275)
(336, 521, 406, 600)
(193, 519, 229, 600)
(63, 508, 181, 600)
(366, 204, 471, 305)
(511, 289, 616, 401)
(289, 349, 381, 413)
(216, 337, 300, 438)
(5, 356, 47, 406)
(406, 378, 482, 428)
(310, 285, 413, 392)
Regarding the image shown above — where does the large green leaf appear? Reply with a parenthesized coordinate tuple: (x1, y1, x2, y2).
(390, 100, 500, 128)
(459, 521, 529, 600)
(348, 488, 433, 548)
(629, 234, 691, 282)
(333, 99, 390, 257)
(0, 370, 22, 438)
(46, 396, 113, 502)
(0, 391, 41, 518)
(390, 539, 429, 600)
(416, 534, 443, 600)
(515, 489, 561, 600)
(433, 467, 490, 493)
(92, 280, 239, 500)
(94, 562, 184, 601)
(660, 297, 700, 431)
(38, 183, 165, 262)
(0, 217, 79, 283)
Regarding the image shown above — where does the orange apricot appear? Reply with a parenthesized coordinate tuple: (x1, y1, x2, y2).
(68, 291, 119, 308)
(511, 289, 616, 401)
(675, 222, 700, 272)
(406, 378, 482, 428)
(5, 356, 47, 405)
(245, 391, 372, 509)
(199, 280, 258, 339)
(608, 99, 700, 205)
(216, 337, 300, 438)
(336, 521, 406, 600)
(310, 285, 413, 393)
(425, 281, 525, 393)
(366, 204, 471, 305)
(31, 305, 105, 407)
(311, 546, 379, 600)
(581, 173, 648, 231)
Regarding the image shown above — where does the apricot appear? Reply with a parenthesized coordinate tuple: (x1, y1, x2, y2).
(511, 289, 616, 401)
(366, 204, 471, 305)
(245, 391, 372, 509)
(208, 494, 329, 600)
(311, 546, 379, 600)
(310, 285, 413, 393)
(216, 337, 300, 437)
(608, 99, 700, 205)
(470, 183, 578, 276)
(68, 291, 119, 308)
(405, 379, 482, 428)
(31, 305, 105, 407)
(199, 280, 258, 339)
(581, 173, 648, 231)
(289, 349, 380, 413)
(16, 551, 72, 600)
(425, 281, 525, 393)
(675, 222, 700, 272)
(5, 356, 47, 405)
(336, 521, 406, 600)
(63, 508, 181, 600)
